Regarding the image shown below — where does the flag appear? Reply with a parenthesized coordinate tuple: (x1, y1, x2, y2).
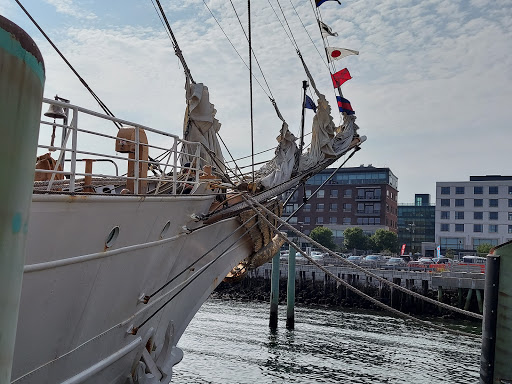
(400, 244, 406, 256)
(318, 20, 338, 37)
(437, 245, 441, 258)
(316, 0, 341, 6)
(326, 47, 359, 62)
(305, 95, 317, 112)
(331, 68, 351, 88)
(336, 96, 355, 115)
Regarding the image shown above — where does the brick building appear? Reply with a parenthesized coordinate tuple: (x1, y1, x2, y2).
(282, 165, 399, 248)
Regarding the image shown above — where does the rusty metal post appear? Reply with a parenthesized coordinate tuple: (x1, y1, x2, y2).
(0, 16, 45, 383)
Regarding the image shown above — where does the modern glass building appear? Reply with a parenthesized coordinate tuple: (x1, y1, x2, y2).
(398, 194, 435, 254)
(435, 176, 512, 253)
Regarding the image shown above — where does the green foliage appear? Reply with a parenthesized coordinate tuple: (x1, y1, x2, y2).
(310, 226, 337, 251)
(476, 243, 493, 255)
(343, 227, 367, 251)
(370, 229, 399, 253)
(445, 248, 454, 258)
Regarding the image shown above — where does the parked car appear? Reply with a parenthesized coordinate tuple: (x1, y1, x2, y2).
(362, 254, 384, 268)
(346, 255, 364, 265)
(417, 257, 434, 265)
(432, 257, 453, 264)
(310, 251, 324, 261)
(383, 257, 407, 270)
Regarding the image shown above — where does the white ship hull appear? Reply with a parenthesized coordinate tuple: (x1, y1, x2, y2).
(12, 194, 252, 383)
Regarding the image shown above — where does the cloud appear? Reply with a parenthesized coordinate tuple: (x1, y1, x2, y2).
(43, 0, 96, 20)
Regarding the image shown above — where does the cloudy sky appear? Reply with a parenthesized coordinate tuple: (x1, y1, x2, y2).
(3, 0, 511, 203)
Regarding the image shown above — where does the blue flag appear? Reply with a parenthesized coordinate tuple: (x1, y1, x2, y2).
(305, 95, 317, 112)
(316, 0, 341, 7)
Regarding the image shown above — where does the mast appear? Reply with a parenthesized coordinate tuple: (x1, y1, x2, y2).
(154, 0, 194, 83)
(297, 80, 309, 171)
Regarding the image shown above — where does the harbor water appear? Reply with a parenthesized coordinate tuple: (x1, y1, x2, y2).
(174, 298, 481, 383)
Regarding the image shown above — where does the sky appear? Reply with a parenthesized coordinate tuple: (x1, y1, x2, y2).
(3, 0, 511, 203)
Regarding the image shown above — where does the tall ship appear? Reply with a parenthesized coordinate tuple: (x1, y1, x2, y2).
(1, 1, 365, 383)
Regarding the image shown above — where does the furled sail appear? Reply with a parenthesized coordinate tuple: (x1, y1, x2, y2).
(182, 77, 225, 173)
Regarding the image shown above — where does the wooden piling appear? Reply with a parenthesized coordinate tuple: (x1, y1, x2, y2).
(269, 252, 279, 329)
(475, 289, 483, 314)
(286, 247, 296, 329)
(464, 288, 473, 311)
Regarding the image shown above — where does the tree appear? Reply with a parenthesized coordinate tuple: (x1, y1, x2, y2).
(310, 226, 336, 251)
(370, 229, 399, 253)
(476, 243, 493, 255)
(343, 227, 367, 251)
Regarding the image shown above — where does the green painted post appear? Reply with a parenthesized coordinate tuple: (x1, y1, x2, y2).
(0, 16, 45, 383)
(487, 242, 512, 382)
(475, 289, 483, 314)
(269, 251, 280, 329)
(286, 246, 296, 329)
(458, 288, 463, 308)
(464, 288, 473, 311)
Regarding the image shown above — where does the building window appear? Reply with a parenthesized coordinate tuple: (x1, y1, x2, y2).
(474, 199, 483, 207)
(441, 187, 450, 195)
(318, 190, 325, 198)
(455, 224, 464, 232)
(375, 218, 381, 224)
(441, 211, 450, 219)
(329, 203, 337, 212)
(509, 186, 512, 195)
(441, 199, 450, 207)
(343, 203, 351, 212)
(329, 217, 337, 224)
(304, 217, 310, 224)
(474, 186, 483, 195)
(474, 224, 483, 233)
(509, 199, 512, 207)
(344, 189, 352, 198)
(343, 217, 351, 225)
(474, 212, 483, 220)
(489, 212, 498, 220)
(440, 223, 449, 232)
(489, 199, 498, 207)
(316, 217, 324, 224)
(330, 189, 338, 198)
(509, 225, 512, 234)
(455, 211, 464, 220)
(316, 203, 324, 212)
(456, 186, 465, 194)
(305, 189, 312, 197)
(509, 212, 512, 221)
(473, 238, 499, 247)
(285, 205, 294, 214)
(289, 217, 297, 224)
(304, 204, 311, 212)
(489, 224, 498, 233)
(455, 199, 464, 207)
(489, 186, 498, 194)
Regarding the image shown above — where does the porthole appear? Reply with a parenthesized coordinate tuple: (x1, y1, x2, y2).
(160, 221, 171, 239)
(105, 226, 120, 248)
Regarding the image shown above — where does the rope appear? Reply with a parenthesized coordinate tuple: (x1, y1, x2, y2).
(145, 211, 260, 301)
(243, 194, 483, 321)
(241, 195, 482, 338)
(201, 0, 271, 100)
(132, 215, 262, 333)
(15, 0, 121, 128)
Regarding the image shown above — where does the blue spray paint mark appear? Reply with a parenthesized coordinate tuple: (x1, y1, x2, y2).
(12, 212, 22, 233)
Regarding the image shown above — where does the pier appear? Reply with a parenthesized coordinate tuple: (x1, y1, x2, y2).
(216, 259, 486, 316)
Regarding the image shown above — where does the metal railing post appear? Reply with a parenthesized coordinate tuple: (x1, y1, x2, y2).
(172, 138, 178, 195)
(69, 108, 78, 193)
(134, 127, 140, 194)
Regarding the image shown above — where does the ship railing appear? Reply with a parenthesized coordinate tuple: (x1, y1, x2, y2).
(35, 98, 214, 195)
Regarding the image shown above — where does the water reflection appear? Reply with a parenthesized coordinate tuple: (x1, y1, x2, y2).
(173, 299, 480, 383)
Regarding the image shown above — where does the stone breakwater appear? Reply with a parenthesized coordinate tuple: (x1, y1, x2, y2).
(213, 263, 484, 319)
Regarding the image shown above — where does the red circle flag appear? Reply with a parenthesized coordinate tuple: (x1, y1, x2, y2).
(331, 50, 341, 58)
